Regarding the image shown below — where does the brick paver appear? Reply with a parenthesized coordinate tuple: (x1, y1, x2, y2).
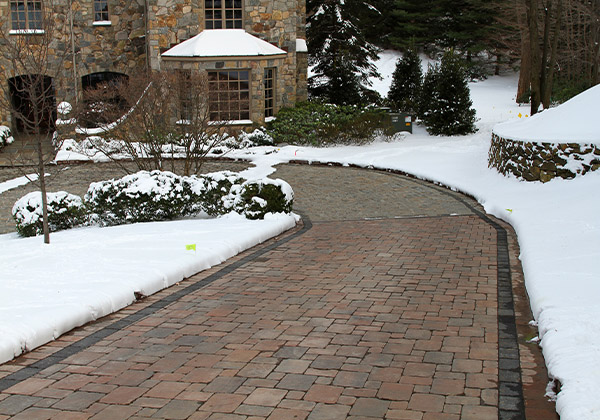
(0, 162, 557, 419)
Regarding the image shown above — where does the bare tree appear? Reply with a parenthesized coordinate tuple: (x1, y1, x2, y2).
(72, 70, 235, 176)
(0, 1, 69, 243)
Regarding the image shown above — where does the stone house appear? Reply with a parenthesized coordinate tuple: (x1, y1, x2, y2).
(0, 0, 307, 132)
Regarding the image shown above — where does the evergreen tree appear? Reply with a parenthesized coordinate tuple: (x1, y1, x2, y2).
(419, 51, 477, 135)
(307, 0, 381, 105)
(437, 0, 496, 57)
(389, 0, 442, 50)
(387, 46, 422, 113)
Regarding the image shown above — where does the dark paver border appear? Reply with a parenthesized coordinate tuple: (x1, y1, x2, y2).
(0, 162, 527, 420)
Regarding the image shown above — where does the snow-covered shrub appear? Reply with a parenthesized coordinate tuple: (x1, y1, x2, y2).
(12, 191, 87, 237)
(0, 126, 14, 150)
(85, 171, 196, 226)
(189, 171, 246, 216)
(232, 179, 294, 220)
(242, 128, 274, 147)
(209, 128, 274, 155)
(85, 170, 292, 226)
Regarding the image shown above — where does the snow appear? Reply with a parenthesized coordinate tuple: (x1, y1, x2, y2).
(0, 174, 38, 194)
(494, 84, 600, 143)
(296, 38, 308, 53)
(162, 30, 287, 58)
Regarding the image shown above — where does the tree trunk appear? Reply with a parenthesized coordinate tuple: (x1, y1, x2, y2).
(36, 130, 50, 244)
(527, 0, 541, 115)
(542, 0, 562, 108)
(539, 1, 552, 106)
(517, 0, 532, 102)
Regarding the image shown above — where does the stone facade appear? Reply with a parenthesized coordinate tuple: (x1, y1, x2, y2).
(0, 0, 307, 130)
(488, 133, 600, 183)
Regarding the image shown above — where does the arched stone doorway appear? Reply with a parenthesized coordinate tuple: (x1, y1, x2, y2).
(8, 75, 56, 134)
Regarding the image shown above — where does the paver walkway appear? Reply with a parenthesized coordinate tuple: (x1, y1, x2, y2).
(0, 162, 556, 419)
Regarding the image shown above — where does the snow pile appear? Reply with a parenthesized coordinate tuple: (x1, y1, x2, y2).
(494, 84, 600, 143)
(0, 174, 39, 195)
(56, 129, 272, 163)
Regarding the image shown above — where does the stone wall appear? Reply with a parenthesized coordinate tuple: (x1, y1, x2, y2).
(488, 133, 600, 183)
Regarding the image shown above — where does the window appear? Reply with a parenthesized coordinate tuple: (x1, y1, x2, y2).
(94, 0, 109, 22)
(177, 70, 193, 121)
(208, 70, 250, 121)
(205, 0, 242, 29)
(264, 68, 275, 118)
(10, 0, 42, 31)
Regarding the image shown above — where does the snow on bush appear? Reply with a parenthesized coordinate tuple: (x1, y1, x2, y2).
(190, 171, 246, 216)
(232, 179, 294, 219)
(0, 125, 14, 150)
(12, 191, 87, 237)
(85, 171, 197, 226)
(85, 170, 293, 226)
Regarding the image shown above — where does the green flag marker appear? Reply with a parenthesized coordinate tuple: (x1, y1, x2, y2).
(186, 244, 196, 251)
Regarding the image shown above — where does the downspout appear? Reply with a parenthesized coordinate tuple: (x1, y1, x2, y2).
(69, 0, 78, 103)
(145, 0, 150, 71)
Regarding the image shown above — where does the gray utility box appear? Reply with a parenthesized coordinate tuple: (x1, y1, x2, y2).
(379, 107, 413, 134)
(389, 112, 413, 134)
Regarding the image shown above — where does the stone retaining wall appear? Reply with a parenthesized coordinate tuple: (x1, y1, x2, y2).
(489, 133, 600, 182)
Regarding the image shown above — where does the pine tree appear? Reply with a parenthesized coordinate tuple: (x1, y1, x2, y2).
(307, 0, 381, 105)
(389, 0, 442, 50)
(419, 51, 477, 135)
(387, 46, 422, 114)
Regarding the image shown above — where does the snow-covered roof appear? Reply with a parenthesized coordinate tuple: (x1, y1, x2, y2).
(162, 30, 287, 59)
(296, 38, 308, 53)
(493, 84, 600, 143)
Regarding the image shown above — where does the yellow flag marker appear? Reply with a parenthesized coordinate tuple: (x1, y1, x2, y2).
(186, 244, 196, 252)
(518, 113, 522, 118)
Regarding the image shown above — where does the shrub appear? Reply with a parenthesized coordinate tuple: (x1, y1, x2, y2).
(267, 102, 392, 146)
(85, 170, 197, 226)
(388, 46, 422, 114)
(232, 179, 294, 220)
(0, 126, 14, 150)
(419, 51, 477, 136)
(189, 171, 246, 216)
(13, 191, 87, 237)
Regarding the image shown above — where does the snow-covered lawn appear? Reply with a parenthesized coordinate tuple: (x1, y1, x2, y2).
(0, 52, 598, 420)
